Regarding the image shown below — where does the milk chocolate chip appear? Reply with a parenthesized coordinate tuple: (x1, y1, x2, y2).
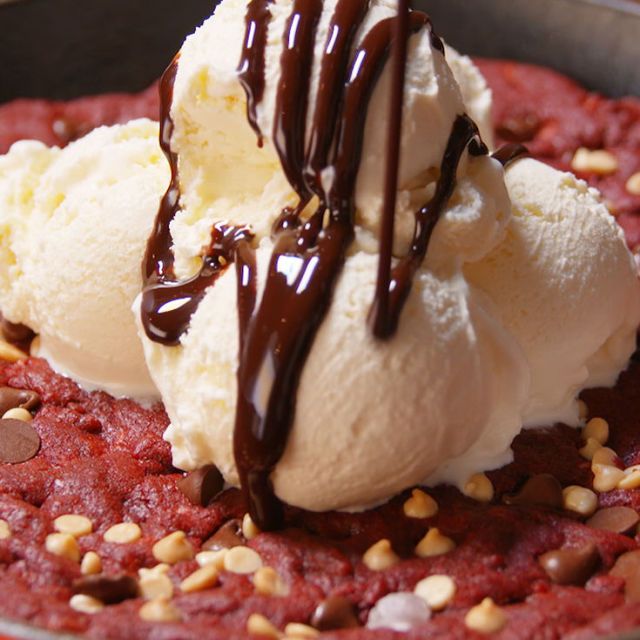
(311, 596, 360, 631)
(177, 465, 224, 507)
(202, 519, 245, 551)
(0, 387, 40, 417)
(0, 418, 41, 463)
(0, 317, 34, 349)
(587, 507, 640, 534)
(610, 550, 640, 602)
(73, 574, 139, 604)
(504, 474, 563, 509)
(539, 543, 599, 585)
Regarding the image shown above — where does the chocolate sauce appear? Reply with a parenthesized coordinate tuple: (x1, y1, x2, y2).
(238, 0, 274, 145)
(492, 143, 529, 167)
(141, 2, 487, 529)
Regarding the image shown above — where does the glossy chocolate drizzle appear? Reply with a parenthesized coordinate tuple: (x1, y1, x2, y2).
(141, 0, 497, 529)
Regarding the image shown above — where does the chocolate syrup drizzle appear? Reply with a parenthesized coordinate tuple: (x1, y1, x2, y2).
(141, 0, 508, 529)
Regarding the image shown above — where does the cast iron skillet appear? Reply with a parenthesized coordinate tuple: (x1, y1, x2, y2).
(0, 0, 638, 638)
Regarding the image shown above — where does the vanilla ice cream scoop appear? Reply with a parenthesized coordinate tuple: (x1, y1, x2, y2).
(0, 120, 166, 398)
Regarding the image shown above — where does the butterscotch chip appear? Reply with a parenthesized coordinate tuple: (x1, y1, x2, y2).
(284, 622, 319, 638)
(2, 407, 33, 422)
(180, 564, 219, 593)
(415, 528, 455, 558)
(80, 552, 102, 576)
(465, 598, 507, 634)
(580, 437, 603, 461)
(139, 565, 173, 600)
(362, 539, 399, 571)
(139, 597, 182, 623)
(247, 613, 280, 639)
(414, 574, 456, 611)
(626, 172, 640, 196)
(587, 507, 639, 534)
(152, 531, 194, 564)
(54, 514, 93, 538)
(562, 486, 598, 517)
(0, 340, 27, 363)
(403, 489, 438, 519)
(0, 519, 11, 540)
(592, 463, 626, 492)
(69, 594, 104, 614)
(462, 473, 494, 502)
(104, 522, 142, 544)
(253, 566, 289, 597)
(196, 549, 228, 569)
(571, 148, 619, 174)
(45, 533, 80, 562)
(242, 513, 261, 541)
(577, 399, 589, 420)
(223, 546, 263, 574)
(583, 417, 609, 445)
(610, 550, 640, 602)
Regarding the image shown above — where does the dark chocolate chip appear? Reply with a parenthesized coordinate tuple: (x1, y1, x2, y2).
(538, 543, 599, 585)
(503, 474, 563, 509)
(610, 550, 640, 602)
(311, 596, 360, 631)
(0, 387, 41, 417)
(587, 507, 640, 534)
(73, 574, 139, 605)
(177, 465, 224, 506)
(0, 418, 41, 463)
(0, 317, 34, 348)
(202, 519, 245, 551)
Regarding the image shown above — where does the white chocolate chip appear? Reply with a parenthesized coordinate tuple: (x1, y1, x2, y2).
(0, 519, 11, 540)
(571, 148, 619, 175)
(465, 598, 507, 634)
(618, 468, 640, 490)
(2, 407, 32, 422)
(253, 566, 289, 597)
(462, 473, 494, 503)
(403, 489, 438, 519)
(246, 613, 280, 639)
(363, 539, 400, 571)
(152, 531, 194, 564)
(414, 574, 456, 611)
(284, 622, 319, 638)
(592, 447, 618, 466)
(180, 565, 219, 593)
(80, 551, 102, 576)
(196, 549, 228, 569)
(592, 464, 626, 493)
(139, 565, 173, 600)
(138, 597, 182, 623)
(45, 533, 80, 562)
(69, 594, 104, 614)
(223, 546, 263, 574)
(242, 513, 261, 541)
(583, 418, 609, 445)
(0, 341, 27, 363)
(54, 514, 93, 538)
(626, 172, 640, 196)
(562, 486, 598, 517)
(415, 528, 456, 559)
(580, 438, 603, 461)
(104, 522, 142, 544)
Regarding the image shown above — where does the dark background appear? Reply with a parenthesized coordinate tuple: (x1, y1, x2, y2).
(0, 0, 639, 102)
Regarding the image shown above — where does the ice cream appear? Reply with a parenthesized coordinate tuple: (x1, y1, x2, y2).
(135, 0, 640, 516)
(0, 119, 166, 398)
